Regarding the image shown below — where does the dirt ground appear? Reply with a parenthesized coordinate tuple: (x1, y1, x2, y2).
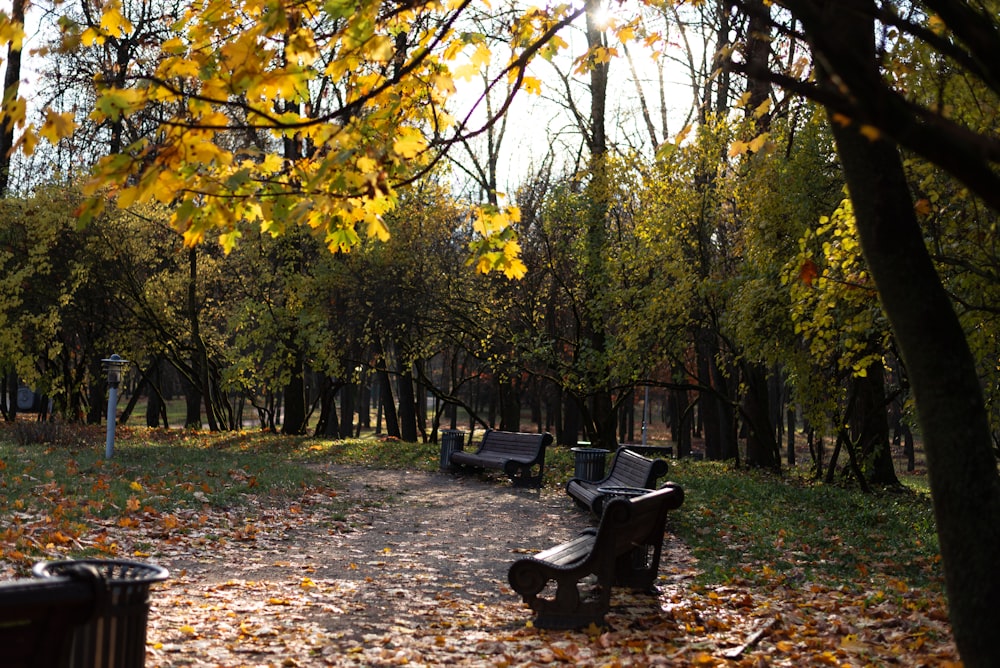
(144, 465, 696, 667)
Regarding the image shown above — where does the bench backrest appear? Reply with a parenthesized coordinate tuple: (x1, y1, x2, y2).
(609, 448, 669, 487)
(475, 430, 552, 459)
(592, 484, 684, 557)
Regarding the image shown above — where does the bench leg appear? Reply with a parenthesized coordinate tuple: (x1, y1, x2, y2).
(528, 576, 611, 630)
(505, 462, 544, 488)
(510, 560, 617, 630)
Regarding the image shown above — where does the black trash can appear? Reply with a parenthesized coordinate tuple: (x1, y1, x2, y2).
(439, 429, 466, 470)
(33, 559, 169, 668)
(571, 447, 610, 481)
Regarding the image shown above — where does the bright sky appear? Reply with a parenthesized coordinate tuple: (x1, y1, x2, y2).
(447, 3, 699, 200)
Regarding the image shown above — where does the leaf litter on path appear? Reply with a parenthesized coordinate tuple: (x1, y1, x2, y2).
(10, 463, 958, 666)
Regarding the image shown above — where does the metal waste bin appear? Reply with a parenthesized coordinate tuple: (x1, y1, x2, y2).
(571, 446, 610, 481)
(33, 559, 169, 668)
(439, 429, 466, 470)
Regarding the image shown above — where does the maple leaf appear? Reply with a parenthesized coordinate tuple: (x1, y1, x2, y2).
(799, 258, 819, 286)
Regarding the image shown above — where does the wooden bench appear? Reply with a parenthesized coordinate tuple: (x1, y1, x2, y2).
(566, 447, 670, 516)
(0, 567, 99, 668)
(508, 483, 684, 629)
(449, 429, 552, 487)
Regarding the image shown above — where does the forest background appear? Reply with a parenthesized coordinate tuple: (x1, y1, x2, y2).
(1, 0, 999, 665)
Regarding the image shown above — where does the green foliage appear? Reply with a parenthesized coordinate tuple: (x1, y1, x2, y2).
(784, 196, 891, 379)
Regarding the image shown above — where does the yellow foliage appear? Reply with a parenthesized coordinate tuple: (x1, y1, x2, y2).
(393, 129, 426, 159)
(100, 6, 134, 37)
(0, 19, 24, 50)
(521, 76, 542, 95)
(39, 110, 76, 144)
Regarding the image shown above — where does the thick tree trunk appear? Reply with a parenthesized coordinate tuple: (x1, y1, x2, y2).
(377, 364, 400, 439)
(498, 379, 520, 432)
(814, 4, 1000, 661)
(852, 361, 899, 486)
(742, 362, 779, 469)
(87, 358, 105, 424)
(396, 357, 417, 442)
(339, 381, 355, 439)
(281, 359, 306, 435)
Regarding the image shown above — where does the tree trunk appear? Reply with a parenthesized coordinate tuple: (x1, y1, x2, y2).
(339, 380, 355, 439)
(786, 406, 796, 467)
(281, 357, 306, 435)
(396, 356, 417, 442)
(496, 378, 518, 432)
(561, 393, 579, 446)
(852, 361, 899, 486)
(0, 0, 25, 197)
(742, 362, 780, 469)
(377, 363, 400, 439)
(145, 360, 165, 428)
(813, 3, 1000, 661)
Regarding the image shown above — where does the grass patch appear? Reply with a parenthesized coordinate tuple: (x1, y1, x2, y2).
(667, 458, 942, 594)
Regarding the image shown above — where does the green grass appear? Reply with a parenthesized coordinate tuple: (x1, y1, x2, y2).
(0, 426, 942, 598)
(667, 458, 942, 594)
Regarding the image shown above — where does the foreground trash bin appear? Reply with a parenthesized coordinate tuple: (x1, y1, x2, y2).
(440, 429, 466, 470)
(33, 559, 169, 668)
(571, 446, 610, 481)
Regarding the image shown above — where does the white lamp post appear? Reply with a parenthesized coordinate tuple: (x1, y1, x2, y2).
(102, 354, 129, 459)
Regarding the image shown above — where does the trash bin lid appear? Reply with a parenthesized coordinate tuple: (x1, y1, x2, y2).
(33, 559, 169, 584)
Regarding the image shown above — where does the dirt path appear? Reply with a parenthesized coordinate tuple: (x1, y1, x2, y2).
(146, 466, 695, 666)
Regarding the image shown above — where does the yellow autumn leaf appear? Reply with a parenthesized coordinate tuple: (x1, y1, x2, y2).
(367, 34, 394, 62)
(0, 20, 24, 50)
(859, 124, 881, 141)
(928, 14, 947, 36)
(162, 37, 187, 55)
(728, 140, 748, 158)
(748, 132, 770, 153)
(3, 96, 27, 128)
(393, 131, 426, 159)
(81, 26, 105, 47)
(674, 123, 693, 145)
(831, 112, 852, 127)
(366, 215, 391, 241)
(129, 481, 143, 492)
(101, 6, 134, 37)
(501, 256, 527, 280)
(753, 98, 772, 119)
(521, 75, 542, 95)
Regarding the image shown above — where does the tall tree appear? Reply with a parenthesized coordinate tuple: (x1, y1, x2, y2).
(729, 0, 1000, 662)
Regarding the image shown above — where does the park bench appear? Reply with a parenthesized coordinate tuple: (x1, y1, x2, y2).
(449, 429, 553, 488)
(507, 483, 684, 629)
(566, 447, 670, 516)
